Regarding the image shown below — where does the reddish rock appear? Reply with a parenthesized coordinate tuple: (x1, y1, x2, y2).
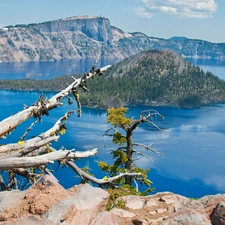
(42, 183, 110, 225)
(159, 194, 225, 225)
(200, 194, 225, 215)
(0, 175, 110, 225)
(120, 195, 144, 210)
(110, 208, 136, 218)
(92, 211, 119, 225)
(1, 175, 225, 225)
(159, 200, 212, 225)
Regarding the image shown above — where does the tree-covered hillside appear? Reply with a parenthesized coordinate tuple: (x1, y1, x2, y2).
(82, 50, 225, 108)
(1, 50, 225, 108)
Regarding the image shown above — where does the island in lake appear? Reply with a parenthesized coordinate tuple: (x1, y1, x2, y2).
(1, 50, 225, 109)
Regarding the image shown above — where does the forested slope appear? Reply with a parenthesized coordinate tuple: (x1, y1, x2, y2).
(83, 50, 225, 108)
(1, 50, 225, 108)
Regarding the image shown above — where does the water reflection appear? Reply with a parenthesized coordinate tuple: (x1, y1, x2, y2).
(0, 58, 224, 80)
(0, 58, 117, 80)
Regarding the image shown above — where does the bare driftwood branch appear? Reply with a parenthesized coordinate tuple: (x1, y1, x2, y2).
(0, 65, 111, 138)
(0, 111, 74, 155)
(65, 160, 142, 185)
(0, 136, 59, 157)
(0, 148, 98, 170)
(10, 136, 59, 157)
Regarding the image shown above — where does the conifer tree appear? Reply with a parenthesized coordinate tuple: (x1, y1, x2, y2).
(98, 107, 164, 195)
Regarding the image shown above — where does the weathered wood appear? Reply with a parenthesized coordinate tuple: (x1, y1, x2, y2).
(65, 160, 142, 185)
(0, 111, 74, 155)
(0, 149, 98, 170)
(0, 65, 111, 138)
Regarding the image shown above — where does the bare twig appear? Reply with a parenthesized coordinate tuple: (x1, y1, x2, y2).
(133, 142, 162, 157)
(19, 119, 39, 141)
(132, 149, 153, 161)
(0, 174, 6, 191)
(145, 120, 165, 135)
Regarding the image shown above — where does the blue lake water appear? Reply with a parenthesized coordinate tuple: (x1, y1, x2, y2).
(0, 59, 115, 80)
(186, 58, 225, 80)
(0, 58, 225, 198)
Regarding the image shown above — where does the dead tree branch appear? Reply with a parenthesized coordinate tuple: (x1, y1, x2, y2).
(132, 143, 162, 157)
(0, 65, 111, 138)
(0, 111, 74, 155)
(65, 160, 142, 185)
(0, 148, 98, 170)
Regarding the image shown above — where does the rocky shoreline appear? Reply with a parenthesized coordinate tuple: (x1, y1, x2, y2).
(0, 175, 224, 225)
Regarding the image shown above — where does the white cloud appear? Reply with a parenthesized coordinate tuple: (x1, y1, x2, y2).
(159, 6, 177, 14)
(136, 0, 217, 19)
(204, 175, 225, 192)
(136, 6, 152, 18)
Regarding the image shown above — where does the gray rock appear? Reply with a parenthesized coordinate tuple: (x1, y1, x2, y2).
(200, 194, 225, 215)
(159, 194, 189, 212)
(159, 194, 225, 225)
(0, 176, 112, 225)
(159, 200, 212, 225)
(110, 208, 136, 218)
(43, 183, 109, 225)
(0, 190, 26, 212)
(120, 195, 144, 210)
(211, 201, 225, 225)
(1, 178, 225, 225)
(92, 211, 119, 225)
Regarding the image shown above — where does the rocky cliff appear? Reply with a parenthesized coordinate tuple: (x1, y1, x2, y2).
(0, 16, 224, 62)
(1, 175, 225, 225)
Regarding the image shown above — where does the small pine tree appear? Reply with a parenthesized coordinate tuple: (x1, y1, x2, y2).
(98, 107, 164, 196)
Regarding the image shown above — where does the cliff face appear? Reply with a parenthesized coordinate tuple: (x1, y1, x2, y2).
(33, 16, 114, 43)
(0, 16, 225, 62)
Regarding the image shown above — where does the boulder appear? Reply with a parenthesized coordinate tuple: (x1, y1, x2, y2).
(211, 202, 225, 225)
(119, 195, 145, 210)
(159, 200, 211, 225)
(110, 208, 136, 218)
(43, 182, 110, 225)
(159, 194, 225, 225)
(0, 175, 111, 225)
(1, 175, 225, 225)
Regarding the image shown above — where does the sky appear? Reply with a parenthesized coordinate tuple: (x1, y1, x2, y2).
(0, 0, 224, 43)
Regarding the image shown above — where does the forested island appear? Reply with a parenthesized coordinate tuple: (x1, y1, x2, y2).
(1, 50, 225, 108)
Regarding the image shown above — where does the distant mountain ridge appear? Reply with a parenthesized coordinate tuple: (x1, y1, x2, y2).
(0, 16, 225, 62)
(167, 36, 189, 41)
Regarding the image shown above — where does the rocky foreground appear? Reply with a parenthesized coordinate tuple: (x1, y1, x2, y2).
(0, 175, 224, 225)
